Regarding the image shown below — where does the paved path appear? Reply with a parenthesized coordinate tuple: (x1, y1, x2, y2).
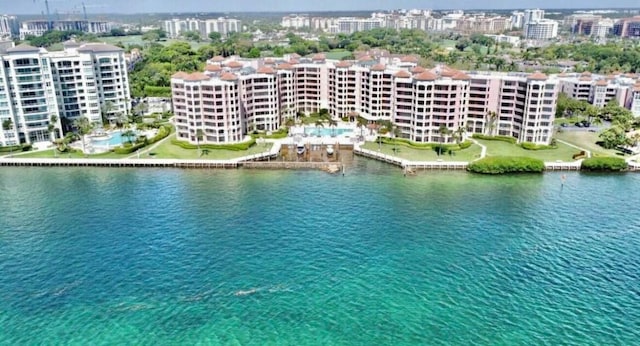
(555, 139, 591, 158)
(468, 138, 486, 160)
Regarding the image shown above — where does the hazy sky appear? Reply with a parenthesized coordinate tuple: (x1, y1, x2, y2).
(4, 0, 639, 14)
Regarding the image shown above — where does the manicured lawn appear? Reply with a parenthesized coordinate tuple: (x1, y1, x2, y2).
(11, 149, 128, 159)
(148, 136, 273, 160)
(475, 139, 580, 162)
(325, 50, 352, 60)
(554, 130, 628, 157)
(361, 142, 482, 162)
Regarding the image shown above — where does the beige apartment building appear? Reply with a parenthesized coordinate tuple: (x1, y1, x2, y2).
(171, 55, 562, 145)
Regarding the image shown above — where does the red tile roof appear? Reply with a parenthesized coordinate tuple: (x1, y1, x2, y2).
(211, 56, 225, 62)
(171, 71, 189, 79)
(264, 58, 275, 65)
(225, 61, 243, 68)
(183, 72, 209, 81)
(312, 53, 326, 61)
(257, 66, 275, 74)
(528, 72, 548, 81)
(595, 79, 609, 86)
(220, 72, 238, 81)
(414, 71, 438, 81)
(394, 70, 411, 78)
(370, 64, 386, 71)
(452, 72, 471, 80)
(410, 66, 426, 74)
(335, 61, 352, 68)
(205, 65, 222, 72)
(276, 63, 294, 70)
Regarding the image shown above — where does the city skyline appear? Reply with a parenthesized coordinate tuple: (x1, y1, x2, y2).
(4, 0, 640, 15)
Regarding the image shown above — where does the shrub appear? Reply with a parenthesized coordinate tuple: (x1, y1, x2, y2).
(171, 138, 256, 151)
(581, 157, 628, 172)
(114, 142, 145, 154)
(251, 128, 288, 139)
(472, 134, 517, 144)
(520, 142, 557, 150)
(468, 156, 545, 174)
(0, 144, 31, 153)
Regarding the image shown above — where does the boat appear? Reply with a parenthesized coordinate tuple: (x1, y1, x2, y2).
(326, 145, 334, 155)
(296, 143, 306, 155)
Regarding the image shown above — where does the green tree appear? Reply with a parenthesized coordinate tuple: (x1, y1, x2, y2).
(208, 31, 222, 43)
(73, 117, 94, 154)
(196, 129, 204, 156)
(122, 129, 136, 146)
(598, 126, 628, 149)
(47, 114, 58, 142)
(438, 124, 452, 156)
(485, 111, 498, 136)
(2, 118, 13, 132)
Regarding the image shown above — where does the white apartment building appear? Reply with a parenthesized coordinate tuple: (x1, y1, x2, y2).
(19, 20, 111, 40)
(48, 41, 131, 128)
(525, 20, 558, 40)
(163, 18, 240, 39)
(0, 15, 18, 39)
(485, 34, 521, 46)
(281, 15, 310, 29)
(0, 44, 61, 146)
(171, 55, 559, 145)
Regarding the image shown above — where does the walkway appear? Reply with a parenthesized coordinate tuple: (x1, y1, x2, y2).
(468, 138, 486, 160)
(556, 139, 591, 158)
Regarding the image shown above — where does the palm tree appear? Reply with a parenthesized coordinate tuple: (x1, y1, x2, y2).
(101, 101, 115, 128)
(632, 133, 640, 148)
(47, 115, 58, 142)
(2, 118, 13, 133)
(314, 120, 324, 135)
(328, 118, 338, 137)
(357, 116, 368, 137)
(438, 124, 452, 156)
(73, 117, 94, 154)
(122, 129, 136, 146)
(454, 126, 466, 146)
(196, 129, 204, 156)
(485, 111, 498, 136)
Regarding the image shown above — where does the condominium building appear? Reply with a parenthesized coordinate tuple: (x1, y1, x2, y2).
(0, 40, 130, 146)
(466, 72, 558, 144)
(0, 44, 61, 146)
(171, 55, 560, 145)
(19, 20, 111, 40)
(612, 16, 640, 38)
(525, 20, 558, 40)
(281, 15, 310, 29)
(558, 72, 637, 108)
(49, 41, 131, 127)
(630, 85, 640, 117)
(0, 15, 19, 39)
(163, 18, 241, 39)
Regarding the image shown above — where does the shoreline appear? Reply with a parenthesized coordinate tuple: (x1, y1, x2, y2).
(1, 154, 638, 173)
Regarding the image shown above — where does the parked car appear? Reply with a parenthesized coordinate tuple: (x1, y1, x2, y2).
(575, 122, 583, 127)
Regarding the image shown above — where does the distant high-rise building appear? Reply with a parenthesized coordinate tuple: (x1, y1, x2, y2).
(0, 15, 19, 39)
(19, 20, 111, 40)
(525, 20, 559, 40)
(163, 18, 240, 39)
(281, 15, 310, 29)
(613, 16, 640, 38)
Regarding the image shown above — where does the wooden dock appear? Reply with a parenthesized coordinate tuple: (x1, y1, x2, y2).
(0, 158, 240, 169)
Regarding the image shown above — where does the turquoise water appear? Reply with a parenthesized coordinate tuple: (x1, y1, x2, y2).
(1, 161, 639, 344)
(91, 131, 136, 147)
(305, 127, 353, 137)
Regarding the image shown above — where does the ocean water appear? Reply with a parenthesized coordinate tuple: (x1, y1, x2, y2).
(0, 160, 639, 345)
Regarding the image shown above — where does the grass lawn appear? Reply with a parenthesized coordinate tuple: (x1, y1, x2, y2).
(361, 142, 482, 162)
(11, 149, 129, 159)
(475, 139, 580, 162)
(148, 136, 273, 160)
(325, 50, 352, 60)
(99, 36, 208, 50)
(554, 130, 628, 157)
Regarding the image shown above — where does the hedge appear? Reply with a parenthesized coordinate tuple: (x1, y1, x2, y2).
(520, 142, 557, 150)
(472, 134, 517, 144)
(114, 142, 145, 154)
(251, 128, 288, 139)
(171, 137, 256, 151)
(0, 144, 31, 153)
(581, 157, 628, 172)
(467, 156, 545, 174)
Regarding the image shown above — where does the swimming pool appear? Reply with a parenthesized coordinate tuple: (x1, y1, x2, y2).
(91, 131, 137, 147)
(304, 127, 353, 137)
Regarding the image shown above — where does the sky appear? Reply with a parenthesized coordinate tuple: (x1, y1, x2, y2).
(3, 0, 640, 15)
